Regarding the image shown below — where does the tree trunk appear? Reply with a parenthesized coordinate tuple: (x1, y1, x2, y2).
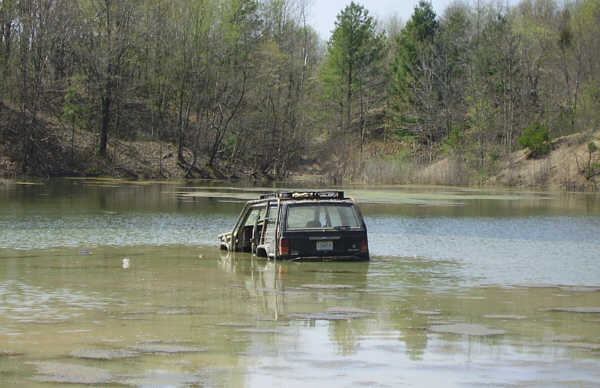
(100, 95, 110, 157)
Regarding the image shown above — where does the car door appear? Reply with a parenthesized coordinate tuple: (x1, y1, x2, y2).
(262, 203, 279, 258)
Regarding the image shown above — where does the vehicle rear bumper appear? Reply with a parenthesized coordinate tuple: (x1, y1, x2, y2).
(279, 254, 369, 262)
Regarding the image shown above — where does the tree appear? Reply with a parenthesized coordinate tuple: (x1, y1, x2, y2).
(204, 0, 259, 171)
(437, 4, 471, 145)
(389, 0, 440, 162)
(76, 0, 140, 157)
(0, 0, 16, 100)
(13, 0, 69, 173)
(237, 0, 319, 178)
(321, 2, 385, 163)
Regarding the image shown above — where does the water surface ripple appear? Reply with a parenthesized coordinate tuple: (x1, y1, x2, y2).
(1, 180, 600, 387)
(1, 181, 599, 286)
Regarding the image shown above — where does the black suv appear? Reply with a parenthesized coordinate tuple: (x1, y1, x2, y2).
(218, 191, 369, 261)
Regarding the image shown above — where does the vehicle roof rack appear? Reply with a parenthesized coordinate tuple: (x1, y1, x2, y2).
(259, 191, 345, 200)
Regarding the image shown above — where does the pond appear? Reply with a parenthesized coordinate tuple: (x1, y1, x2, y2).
(1, 179, 599, 387)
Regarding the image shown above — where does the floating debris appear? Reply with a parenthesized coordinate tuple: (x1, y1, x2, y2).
(29, 362, 113, 384)
(78, 250, 91, 255)
(482, 314, 527, 320)
(70, 349, 139, 360)
(430, 323, 506, 337)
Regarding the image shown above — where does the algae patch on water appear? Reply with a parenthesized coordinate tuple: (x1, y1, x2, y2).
(29, 362, 113, 384)
(546, 307, 600, 314)
(119, 371, 205, 387)
(0, 350, 23, 357)
(287, 307, 374, 321)
(414, 310, 441, 316)
(129, 343, 207, 354)
(70, 349, 139, 360)
(482, 314, 527, 320)
(301, 284, 355, 290)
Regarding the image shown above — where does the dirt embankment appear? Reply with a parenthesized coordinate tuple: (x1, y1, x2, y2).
(488, 131, 600, 191)
(0, 126, 198, 180)
(2, 102, 599, 190)
(295, 129, 600, 191)
(416, 130, 600, 191)
(0, 103, 214, 180)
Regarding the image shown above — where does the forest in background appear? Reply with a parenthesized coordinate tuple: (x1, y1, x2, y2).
(0, 0, 599, 186)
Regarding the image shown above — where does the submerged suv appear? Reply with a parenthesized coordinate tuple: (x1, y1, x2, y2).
(218, 191, 369, 261)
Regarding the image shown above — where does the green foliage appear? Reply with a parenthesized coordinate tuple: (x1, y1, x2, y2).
(321, 2, 385, 127)
(3, 0, 600, 183)
(389, 1, 439, 115)
(442, 125, 464, 156)
(579, 141, 600, 180)
(395, 148, 413, 166)
(519, 123, 551, 158)
(62, 75, 89, 129)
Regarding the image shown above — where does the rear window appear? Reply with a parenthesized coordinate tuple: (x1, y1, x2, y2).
(285, 204, 361, 230)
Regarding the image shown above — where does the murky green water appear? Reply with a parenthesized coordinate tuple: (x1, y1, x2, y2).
(1, 179, 600, 387)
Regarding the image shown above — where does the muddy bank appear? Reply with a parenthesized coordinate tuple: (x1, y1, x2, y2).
(3, 100, 599, 191)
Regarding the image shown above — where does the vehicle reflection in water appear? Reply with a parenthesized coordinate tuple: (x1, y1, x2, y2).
(213, 250, 600, 387)
(217, 249, 371, 323)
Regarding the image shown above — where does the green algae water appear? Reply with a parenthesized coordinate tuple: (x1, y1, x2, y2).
(1, 179, 600, 387)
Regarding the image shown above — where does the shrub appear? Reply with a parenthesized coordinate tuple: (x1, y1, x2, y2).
(519, 123, 550, 158)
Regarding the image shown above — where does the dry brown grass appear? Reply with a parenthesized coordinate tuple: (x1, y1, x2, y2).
(489, 130, 600, 191)
(0, 99, 202, 179)
(307, 129, 600, 191)
(52, 127, 200, 179)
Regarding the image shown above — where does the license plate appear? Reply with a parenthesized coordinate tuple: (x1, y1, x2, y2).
(316, 240, 333, 251)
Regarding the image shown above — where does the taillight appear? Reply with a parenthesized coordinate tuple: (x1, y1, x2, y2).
(360, 238, 368, 254)
(279, 238, 290, 256)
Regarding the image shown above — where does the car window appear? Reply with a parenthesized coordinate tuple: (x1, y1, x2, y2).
(243, 206, 263, 226)
(267, 205, 278, 222)
(286, 204, 361, 229)
(264, 204, 278, 234)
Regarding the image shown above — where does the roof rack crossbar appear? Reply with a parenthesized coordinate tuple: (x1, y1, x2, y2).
(259, 191, 345, 200)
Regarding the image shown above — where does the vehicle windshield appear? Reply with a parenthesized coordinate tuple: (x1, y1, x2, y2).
(286, 204, 361, 230)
